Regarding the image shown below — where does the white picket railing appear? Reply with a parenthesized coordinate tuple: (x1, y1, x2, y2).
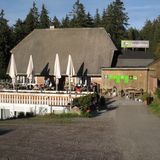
(0, 92, 84, 106)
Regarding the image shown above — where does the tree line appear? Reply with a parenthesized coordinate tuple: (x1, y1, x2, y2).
(0, 0, 160, 78)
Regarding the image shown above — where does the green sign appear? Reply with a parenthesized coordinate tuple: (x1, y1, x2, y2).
(105, 74, 137, 84)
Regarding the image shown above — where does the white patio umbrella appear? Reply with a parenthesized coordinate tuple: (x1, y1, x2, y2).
(8, 54, 17, 89)
(26, 55, 34, 86)
(66, 54, 75, 91)
(54, 53, 61, 91)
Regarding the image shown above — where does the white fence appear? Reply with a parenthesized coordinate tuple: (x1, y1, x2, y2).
(0, 92, 83, 106)
(0, 91, 87, 119)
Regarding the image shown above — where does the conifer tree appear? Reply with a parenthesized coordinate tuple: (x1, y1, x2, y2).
(0, 10, 13, 78)
(39, 4, 50, 28)
(94, 9, 101, 27)
(62, 14, 70, 28)
(86, 12, 94, 27)
(70, 0, 87, 27)
(14, 19, 26, 44)
(24, 2, 39, 34)
(51, 16, 61, 28)
(127, 27, 141, 40)
(104, 0, 129, 48)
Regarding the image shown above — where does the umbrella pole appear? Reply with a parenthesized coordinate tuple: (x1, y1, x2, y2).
(56, 79, 58, 91)
(12, 78, 15, 90)
(12, 82, 15, 90)
(69, 75, 71, 93)
(29, 78, 32, 89)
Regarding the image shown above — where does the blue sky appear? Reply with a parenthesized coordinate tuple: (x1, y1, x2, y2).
(0, 0, 160, 29)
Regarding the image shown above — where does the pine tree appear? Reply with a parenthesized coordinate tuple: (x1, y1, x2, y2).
(0, 10, 13, 78)
(32, 2, 39, 27)
(94, 9, 101, 27)
(70, 0, 87, 27)
(141, 20, 153, 40)
(104, 0, 129, 48)
(141, 20, 155, 54)
(153, 17, 160, 58)
(39, 4, 50, 28)
(86, 12, 94, 27)
(127, 27, 141, 40)
(101, 9, 107, 28)
(51, 16, 61, 28)
(62, 14, 70, 28)
(24, 2, 39, 34)
(14, 19, 26, 44)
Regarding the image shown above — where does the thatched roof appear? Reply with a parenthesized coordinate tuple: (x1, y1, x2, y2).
(10, 28, 116, 76)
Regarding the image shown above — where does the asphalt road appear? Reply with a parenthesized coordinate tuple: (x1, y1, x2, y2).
(0, 97, 160, 160)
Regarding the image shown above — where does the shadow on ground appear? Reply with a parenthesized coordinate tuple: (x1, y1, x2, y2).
(92, 97, 118, 117)
(0, 128, 13, 136)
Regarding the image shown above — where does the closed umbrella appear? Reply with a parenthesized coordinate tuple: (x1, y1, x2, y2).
(54, 53, 61, 91)
(66, 54, 75, 91)
(26, 55, 34, 86)
(8, 54, 17, 89)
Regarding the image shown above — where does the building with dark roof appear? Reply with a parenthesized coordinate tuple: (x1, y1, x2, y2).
(8, 27, 117, 89)
(116, 50, 154, 67)
(102, 49, 156, 94)
(11, 28, 116, 76)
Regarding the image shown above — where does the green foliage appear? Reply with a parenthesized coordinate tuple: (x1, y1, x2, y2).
(103, 0, 129, 48)
(26, 112, 34, 118)
(70, 0, 87, 27)
(94, 9, 102, 27)
(156, 88, 160, 99)
(80, 112, 92, 118)
(141, 92, 149, 101)
(149, 97, 160, 117)
(44, 113, 80, 118)
(86, 12, 94, 27)
(39, 4, 50, 28)
(51, 16, 61, 28)
(62, 15, 70, 28)
(127, 27, 141, 40)
(13, 19, 26, 45)
(0, 10, 13, 78)
(18, 112, 25, 118)
(24, 2, 39, 34)
(72, 94, 96, 112)
(141, 17, 160, 58)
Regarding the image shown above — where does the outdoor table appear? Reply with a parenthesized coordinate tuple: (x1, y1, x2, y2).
(127, 90, 142, 100)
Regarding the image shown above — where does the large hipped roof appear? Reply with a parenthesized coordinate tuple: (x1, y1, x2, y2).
(11, 28, 116, 76)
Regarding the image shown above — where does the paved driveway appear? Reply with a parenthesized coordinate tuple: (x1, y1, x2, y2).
(0, 97, 160, 160)
(105, 97, 160, 160)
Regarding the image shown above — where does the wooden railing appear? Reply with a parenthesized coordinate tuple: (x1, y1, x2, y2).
(0, 92, 83, 106)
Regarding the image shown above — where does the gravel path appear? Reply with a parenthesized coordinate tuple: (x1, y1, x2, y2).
(0, 97, 160, 160)
(112, 97, 160, 160)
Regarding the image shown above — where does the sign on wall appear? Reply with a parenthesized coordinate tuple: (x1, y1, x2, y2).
(121, 40, 149, 48)
(104, 74, 138, 84)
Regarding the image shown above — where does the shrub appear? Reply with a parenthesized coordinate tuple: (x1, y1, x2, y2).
(80, 111, 92, 118)
(18, 112, 25, 118)
(26, 112, 34, 118)
(72, 94, 97, 112)
(149, 97, 160, 116)
(156, 88, 160, 99)
(141, 92, 149, 101)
